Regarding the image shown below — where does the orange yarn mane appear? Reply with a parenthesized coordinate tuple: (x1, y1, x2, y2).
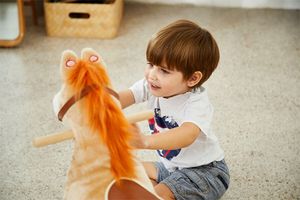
(65, 59, 136, 181)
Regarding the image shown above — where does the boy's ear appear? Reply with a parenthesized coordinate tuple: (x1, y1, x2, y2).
(187, 71, 202, 87)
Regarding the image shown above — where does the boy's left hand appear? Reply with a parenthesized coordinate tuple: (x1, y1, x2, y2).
(129, 123, 147, 149)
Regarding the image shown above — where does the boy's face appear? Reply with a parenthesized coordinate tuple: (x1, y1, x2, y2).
(145, 63, 190, 98)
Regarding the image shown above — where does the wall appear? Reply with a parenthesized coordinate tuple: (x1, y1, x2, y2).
(127, 0, 300, 10)
(26, 0, 300, 19)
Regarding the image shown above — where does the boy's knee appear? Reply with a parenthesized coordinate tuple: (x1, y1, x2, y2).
(155, 183, 175, 200)
(142, 162, 158, 181)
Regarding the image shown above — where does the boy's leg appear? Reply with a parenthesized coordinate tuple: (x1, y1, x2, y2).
(142, 162, 159, 186)
(158, 160, 230, 200)
(155, 183, 175, 200)
(142, 162, 175, 200)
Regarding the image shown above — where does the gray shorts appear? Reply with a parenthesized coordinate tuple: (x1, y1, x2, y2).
(155, 159, 230, 200)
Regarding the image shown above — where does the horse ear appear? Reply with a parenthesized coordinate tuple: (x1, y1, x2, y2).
(60, 50, 78, 79)
(81, 48, 106, 67)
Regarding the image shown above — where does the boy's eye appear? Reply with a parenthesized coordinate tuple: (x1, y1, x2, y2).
(160, 68, 170, 74)
(147, 62, 153, 68)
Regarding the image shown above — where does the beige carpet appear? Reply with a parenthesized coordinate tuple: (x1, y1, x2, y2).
(0, 2, 299, 200)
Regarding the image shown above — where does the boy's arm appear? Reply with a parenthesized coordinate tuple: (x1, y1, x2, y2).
(118, 89, 135, 109)
(142, 122, 201, 150)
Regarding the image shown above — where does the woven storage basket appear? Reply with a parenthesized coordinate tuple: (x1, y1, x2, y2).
(44, 0, 123, 39)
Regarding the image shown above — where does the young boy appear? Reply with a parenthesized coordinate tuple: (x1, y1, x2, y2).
(119, 19, 230, 200)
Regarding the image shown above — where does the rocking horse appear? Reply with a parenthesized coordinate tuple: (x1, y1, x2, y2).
(33, 48, 160, 200)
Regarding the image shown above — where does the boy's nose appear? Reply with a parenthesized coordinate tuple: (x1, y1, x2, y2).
(148, 68, 158, 81)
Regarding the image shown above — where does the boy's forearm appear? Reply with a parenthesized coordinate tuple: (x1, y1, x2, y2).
(143, 122, 200, 150)
(118, 89, 135, 109)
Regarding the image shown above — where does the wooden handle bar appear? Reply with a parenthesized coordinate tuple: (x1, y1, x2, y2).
(32, 110, 153, 148)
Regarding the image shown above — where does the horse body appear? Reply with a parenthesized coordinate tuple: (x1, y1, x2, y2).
(53, 48, 158, 200)
(64, 127, 112, 200)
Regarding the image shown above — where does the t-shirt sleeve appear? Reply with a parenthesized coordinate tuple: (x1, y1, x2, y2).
(182, 92, 213, 136)
(129, 78, 149, 104)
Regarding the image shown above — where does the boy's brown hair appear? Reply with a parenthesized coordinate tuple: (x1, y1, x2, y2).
(146, 19, 219, 88)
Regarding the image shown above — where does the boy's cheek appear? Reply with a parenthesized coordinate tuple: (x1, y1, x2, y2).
(144, 69, 149, 78)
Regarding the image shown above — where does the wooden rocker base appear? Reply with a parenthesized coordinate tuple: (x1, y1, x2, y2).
(107, 179, 160, 200)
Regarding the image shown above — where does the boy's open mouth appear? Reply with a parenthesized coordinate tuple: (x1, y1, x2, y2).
(149, 82, 161, 90)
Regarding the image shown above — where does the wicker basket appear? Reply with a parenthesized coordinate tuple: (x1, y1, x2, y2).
(44, 0, 123, 39)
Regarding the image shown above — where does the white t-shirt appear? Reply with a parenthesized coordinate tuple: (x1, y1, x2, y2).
(130, 79, 224, 171)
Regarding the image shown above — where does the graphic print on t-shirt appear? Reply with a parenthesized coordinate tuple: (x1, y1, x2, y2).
(148, 108, 181, 160)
